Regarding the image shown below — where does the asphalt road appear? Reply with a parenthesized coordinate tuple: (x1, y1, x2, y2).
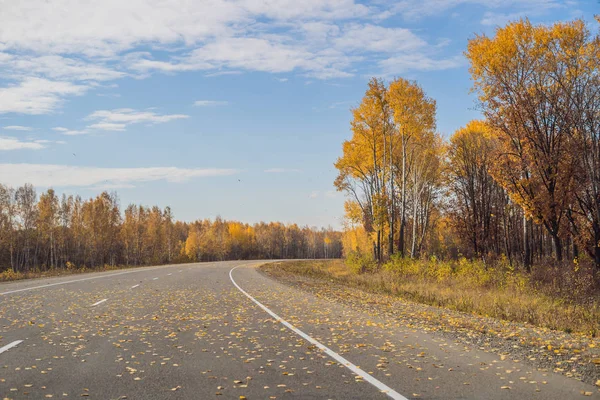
(0, 261, 598, 399)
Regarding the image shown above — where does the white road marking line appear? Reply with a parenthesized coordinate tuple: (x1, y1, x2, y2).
(167, 273, 172, 276)
(229, 266, 408, 400)
(131, 284, 140, 289)
(153, 277, 158, 280)
(0, 266, 169, 296)
(0, 340, 23, 355)
(91, 299, 107, 307)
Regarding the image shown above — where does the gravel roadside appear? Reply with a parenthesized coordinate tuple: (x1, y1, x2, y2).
(259, 263, 600, 389)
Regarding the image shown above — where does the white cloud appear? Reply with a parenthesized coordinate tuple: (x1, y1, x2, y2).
(0, 163, 239, 188)
(0, 0, 369, 57)
(379, 54, 464, 76)
(87, 123, 127, 131)
(389, 0, 561, 20)
(333, 24, 425, 53)
(133, 37, 353, 78)
(1, 55, 124, 82)
(3, 125, 32, 131)
(85, 108, 189, 131)
(308, 190, 319, 199)
(0, 137, 46, 150)
(194, 100, 229, 106)
(0, 0, 485, 117)
(264, 168, 302, 173)
(1, 0, 551, 116)
(240, 0, 369, 20)
(52, 127, 89, 135)
(204, 71, 244, 77)
(0, 77, 87, 115)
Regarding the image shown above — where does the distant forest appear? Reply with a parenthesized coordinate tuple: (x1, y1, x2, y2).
(0, 183, 342, 273)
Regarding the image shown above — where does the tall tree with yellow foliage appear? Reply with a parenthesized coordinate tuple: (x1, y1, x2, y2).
(334, 78, 393, 261)
(387, 78, 437, 257)
(466, 18, 584, 261)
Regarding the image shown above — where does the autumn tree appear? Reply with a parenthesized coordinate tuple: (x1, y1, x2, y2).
(448, 121, 499, 256)
(466, 18, 583, 261)
(557, 17, 600, 268)
(335, 78, 392, 262)
(0, 183, 342, 273)
(387, 77, 437, 257)
(38, 189, 59, 268)
(408, 132, 443, 258)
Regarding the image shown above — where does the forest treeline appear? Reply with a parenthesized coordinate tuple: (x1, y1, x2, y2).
(336, 17, 600, 271)
(0, 183, 341, 273)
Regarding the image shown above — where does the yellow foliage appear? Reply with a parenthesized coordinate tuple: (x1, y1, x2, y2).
(342, 226, 371, 256)
(185, 229, 201, 261)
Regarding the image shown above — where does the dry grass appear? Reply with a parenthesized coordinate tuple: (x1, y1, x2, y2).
(0, 264, 135, 283)
(262, 258, 600, 336)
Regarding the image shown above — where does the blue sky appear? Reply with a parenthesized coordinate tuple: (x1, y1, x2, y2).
(0, 0, 596, 228)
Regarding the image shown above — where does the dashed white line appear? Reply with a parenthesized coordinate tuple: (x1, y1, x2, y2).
(0, 340, 23, 355)
(91, 299, 107, 307)
(0, 265, 169, 296)
(131, 284, 140, 289)
(228, 266, 408, 400)
(167, 273, 172, 276)
(153, 277, 158, 280)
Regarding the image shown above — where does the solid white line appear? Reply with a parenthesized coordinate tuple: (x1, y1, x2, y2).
(131, 284, 140, 289)
(0, 266, 168, 296)
(228, 266, 408, 400)
(0, 340, 23, 355)
(91, 299, 107, 307)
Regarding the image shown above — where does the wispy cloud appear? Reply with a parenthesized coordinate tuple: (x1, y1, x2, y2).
(388, 0, 561, 20)
(87, 123, 127, 132)
(85, 108, 189, 131)
(0, 163, 238, 188)
(379, 54, 464, 76)
(308, 190, 320, 199)
(3, 55, 124, 82)
(3, 125, 32, 131)
(194, 100, 229, 106)
(52, 127, 89, 136)
(0, 77, 87, 115)
(0, 0, 560, 116)
(0, 137, 47, 150)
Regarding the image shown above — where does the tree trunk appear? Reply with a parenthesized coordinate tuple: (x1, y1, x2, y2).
(552, 233, 563, 262)
(523, 215, 531, 272)
(399, 136, 407, 257)
(593, 223, 600, 270)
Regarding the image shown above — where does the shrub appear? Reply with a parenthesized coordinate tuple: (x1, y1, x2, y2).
(0, 269, 24, 282)
(346, 251, 377, 274)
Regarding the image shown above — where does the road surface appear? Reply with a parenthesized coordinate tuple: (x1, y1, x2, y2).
(0, 261, 598, 399)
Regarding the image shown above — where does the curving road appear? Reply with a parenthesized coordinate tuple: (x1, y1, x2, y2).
(0, 261, 598, 399)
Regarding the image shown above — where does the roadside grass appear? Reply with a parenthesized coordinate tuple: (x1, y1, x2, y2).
(0, 265, 122, 283)
(261, 258, 600, 336)
(0, 263, 160, 283)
